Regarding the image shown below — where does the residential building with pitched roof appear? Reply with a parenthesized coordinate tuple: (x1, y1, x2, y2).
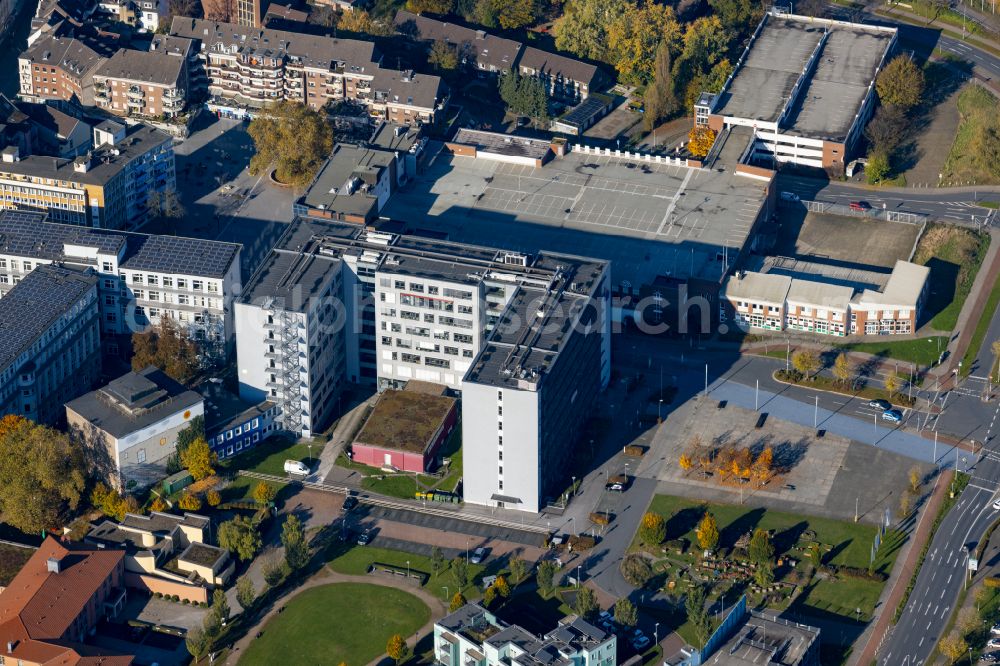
(17, 34, 108, 106)
(0, 536, 131, 666)
(93, 49, 188, 119)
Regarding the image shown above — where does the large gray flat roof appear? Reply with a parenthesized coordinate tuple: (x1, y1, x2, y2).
(383, 150, 769, 285)
(714, 18, 825, 123)
(785, 28, 894, 141)
(714, 13, 895, 141)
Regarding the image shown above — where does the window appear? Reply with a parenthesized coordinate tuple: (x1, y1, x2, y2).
(137, 449, 146, 463)
(147, 275, 158, 286)
(193, 280, 203, 291)
(102, 261, 113, 272)
(162, 277, 173, 287)
(177, 279, 187, 289)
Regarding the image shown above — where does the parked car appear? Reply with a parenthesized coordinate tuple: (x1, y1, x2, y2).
(284, 459, 310, 476)
(982, 651, 1000, 663)
(991, 623, 1000, 635)
(356, 529, 372, 546)
(993, 498, 1000, 511)
(987, 637, 1000, 649)
(780, 191, 800, 202)
(881, 409, 903, 423)
(598, 610, 613, 623)
(342, 496, 358, 511)
(868, 399, 892, 410)
(605, 474, 631, 492)
(849, 201, 872, 211)
(631, 635, 651, 650)
(470, 547, 488, 564)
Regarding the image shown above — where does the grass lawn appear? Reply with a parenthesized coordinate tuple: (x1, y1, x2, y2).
(0, 543, 33, 586)
(431, 427, 463, 493)
(219, 436, 319, 476)
(361, 473, 438, 499)
(912, 223, 989, 332)
(942, 85, 1000, 186)
(238, 583, 429, 666)
(326, 544, 487, 596)
(640, 495, 901, 623)
(218, 474, 287, 504)
(835, 336, 949, 367)
(961, 264, 1000, 377)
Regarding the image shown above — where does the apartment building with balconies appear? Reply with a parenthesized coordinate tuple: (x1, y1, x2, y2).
(18, 33, 107, 106)
(94, 49, 188, 119)
(0, 120, 175, 230)
(0, 263, 101, 424)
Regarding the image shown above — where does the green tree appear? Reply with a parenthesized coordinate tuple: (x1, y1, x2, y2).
(832, 352, 853, 386)
(431, 546, 446, 575)
(236, 575, 256, 611)
(252, 481, 277, 507)
(553, 0, 629, 62)
(483, 584, 497, 608)
(607, 2, 681, 84)
(492, 0, 537, 29)
(206, 489, 222, 507)
(884, 370, 902, 399)
(146, 189, 185, 229)
(428, 39, 459, 72)
(180, 437, 217, 481)
(695, 512, 719, 552)
(644, 42, 680, 130)
(865, 106, 907, 157)
(386, 633, 411, 664)
(574, 586, 598, 620)
(508, 556, 528, 586)
(497, 72, 548, 123)
(0, 418, 87, 534)
(337, 9, 389, 34)
(673, 16, 728, 109)
(471, 0, 498, 26)
(185, 627, 209, 662)
(866, 151, 891, 184)
(685, 585, 712, 647)
(614, 598, 638, 627)
(791, 349, 821, 377)
(754, 562, 774, 587)
(178, 491, 202, 511)
(639, 512, 667, 545)
(281, 514, 309, 570)
(709, 0, 765, 33)
(202, 610, 221, 638)
(173, 414, 205, 472)
(449, 590, 467, 611)
(938, 631, 968, 664)
(218, 516, 263, 561)
(262, 555, 287, 587)
(536, 560, 557, 597)
(130, 316, 201, 383)
(406, 0, 452, 13)
(876, 56, 925, 110)
(248, 101, 333, 187)
(212, 588, 230, 623)
(748, 528, 774, 566)
(451, 557, 469, 590)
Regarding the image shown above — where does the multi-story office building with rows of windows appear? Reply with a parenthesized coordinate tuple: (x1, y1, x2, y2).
(0, 210, 241, 361)
(0, 263, 101, 424)
(235, 216, 610, 509)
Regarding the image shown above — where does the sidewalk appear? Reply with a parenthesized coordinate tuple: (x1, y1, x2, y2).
(928, 229, 1000, 390)
(313, 395, 374, 483)
(850, 469, 954, 666)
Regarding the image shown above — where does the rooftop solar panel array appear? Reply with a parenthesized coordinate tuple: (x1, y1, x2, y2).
(0, 264, 98, 371)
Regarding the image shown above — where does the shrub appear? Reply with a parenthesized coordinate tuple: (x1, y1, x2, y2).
(206, 490, 222, 507)
(171, 595, 179, 602)
(568, 534, 596, 550)
(178, 491, 202, 511)
(984, 576, 1000, 588)
(155, 592, 163, 598)
(621, 554, 654, 587)
(590, 512, 611, 526)
(820, 564, 888, 582)
(639, 512, 666, 546)
(182, 598, 189, 605)
(623, 445, 645, 457)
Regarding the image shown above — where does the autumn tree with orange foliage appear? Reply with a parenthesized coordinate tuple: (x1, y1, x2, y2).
(688, 126, 718, 157)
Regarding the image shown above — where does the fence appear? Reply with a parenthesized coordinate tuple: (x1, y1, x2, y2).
(568, 143, 693, 168)
(236, 470, 551, 535)
(783, 199, 928, 225)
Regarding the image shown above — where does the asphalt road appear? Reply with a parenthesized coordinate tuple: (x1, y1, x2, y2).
(776, 173, 996, 227)
(879, 450, 1000, 665)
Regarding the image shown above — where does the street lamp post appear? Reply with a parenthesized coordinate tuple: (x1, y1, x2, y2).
(406, 560, 410, 581)
(655, 622, 660, 645)
(572, 476, 577, 497)
(443, 586, 449, 600)
(658, 398, 663, 422)
(577, 565, 582, 589)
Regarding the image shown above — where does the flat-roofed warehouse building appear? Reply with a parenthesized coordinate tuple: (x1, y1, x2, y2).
(696, 10, 896, 173)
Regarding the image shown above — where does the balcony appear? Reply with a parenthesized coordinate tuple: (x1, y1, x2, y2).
(127, 99, 145, 108)
(127, 88, 144, 99)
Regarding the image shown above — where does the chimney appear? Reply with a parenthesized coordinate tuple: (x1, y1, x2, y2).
(6, 640, 14, 653)
(1, 146, 19, 163)
(46, 556, 61, 574)
(73, 154, 90, 173)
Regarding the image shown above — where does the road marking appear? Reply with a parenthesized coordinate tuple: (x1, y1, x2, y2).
(947, 573, 953, 584)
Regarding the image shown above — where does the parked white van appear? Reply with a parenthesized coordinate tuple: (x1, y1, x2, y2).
(284, 460, 310, 476)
